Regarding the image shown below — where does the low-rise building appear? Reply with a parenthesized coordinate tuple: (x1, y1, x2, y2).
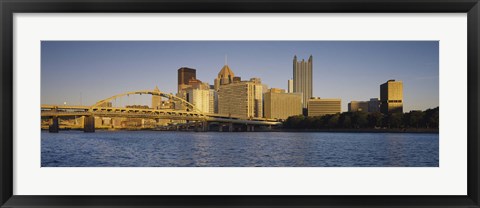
(308, 97, 341, 116)
(264, 88, 302, 119)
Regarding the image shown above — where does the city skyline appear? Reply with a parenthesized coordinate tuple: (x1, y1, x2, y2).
(41, 41, 439, 112)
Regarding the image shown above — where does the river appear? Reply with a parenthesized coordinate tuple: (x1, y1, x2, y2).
(41, 131, 439, 167)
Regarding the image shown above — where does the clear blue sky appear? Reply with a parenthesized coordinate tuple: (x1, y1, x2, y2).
(41, 41, 439, 112)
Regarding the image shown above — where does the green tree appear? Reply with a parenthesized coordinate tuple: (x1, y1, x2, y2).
(284, 115, 305, 129)
(327, 114, 340, 128)
(339, 113, 353, 128)
(367, 112, 383, 128)
(424, 107, 439, 129)
(386, 113, 404, 128)
(405, 110, 425, 128)
(352, 111, 368, 128)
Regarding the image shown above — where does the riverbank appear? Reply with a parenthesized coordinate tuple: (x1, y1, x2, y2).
(279, 128, 439, 133)
(42, 127, 438, 133)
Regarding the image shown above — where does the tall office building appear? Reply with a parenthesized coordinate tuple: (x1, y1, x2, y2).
(288, 79, 293, 93)
(380, 80, 403, 114)
(218, 81, 263, 118)
(308, 98, 341, 117)
(293, 55, 313, 108)
(264, 88, 302, 119)
(178, 67, 196, 93)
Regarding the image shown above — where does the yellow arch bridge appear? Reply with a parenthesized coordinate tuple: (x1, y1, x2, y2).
(41, 90, 281, 133)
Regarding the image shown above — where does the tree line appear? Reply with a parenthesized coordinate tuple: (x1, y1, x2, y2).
(283, 107, 439, 129)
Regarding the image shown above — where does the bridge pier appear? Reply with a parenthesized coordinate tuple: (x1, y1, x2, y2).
(83, 116, 95, 133)
(48, 117, 59, 133)
(228, 123, 233, 132)
(195, 122, 202, 132)
(203, 121, 209, 132)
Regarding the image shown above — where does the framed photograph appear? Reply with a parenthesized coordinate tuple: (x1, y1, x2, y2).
(1, 0, 479, 207)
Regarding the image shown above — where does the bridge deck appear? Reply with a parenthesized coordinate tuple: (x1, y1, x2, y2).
(41, 105, 281, 125)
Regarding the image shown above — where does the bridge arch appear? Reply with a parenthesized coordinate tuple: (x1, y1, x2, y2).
(92, 90, 202, 112)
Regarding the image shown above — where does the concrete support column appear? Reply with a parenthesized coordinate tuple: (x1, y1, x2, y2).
(84, 116, 95, 133)
(219, 125, 223, 132)
(228, 123, 234, 132)
(203, 121, 209, 132)
(251, 125, 255, 132)
(195, 122, 201, 132)
(49, 117, 59, 133)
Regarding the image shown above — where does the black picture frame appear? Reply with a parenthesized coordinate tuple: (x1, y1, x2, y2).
(1, 0, 479, 207)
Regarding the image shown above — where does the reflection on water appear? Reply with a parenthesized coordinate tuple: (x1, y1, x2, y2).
(41, 131, 439, 167)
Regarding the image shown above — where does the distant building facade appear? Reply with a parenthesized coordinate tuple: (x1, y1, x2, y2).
(348, 98, 381, 113)
(380, 80, 403, 114)
(218, 81, 263, 118)
(368, 98, 380, 113)
(186, 88, 211, 113)
(288, 79, 293, 93)
(264, 88, 302, 119)
(308, 98, 341, 116)
(293, 55, 313, 108)
(348, 101, 369, 112)
(152, 86, 161, 109)
(209, 89, 217, 114)
(98, 102, 112, 108)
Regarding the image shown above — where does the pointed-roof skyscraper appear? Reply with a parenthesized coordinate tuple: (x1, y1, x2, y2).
(293, 55, 313, 109)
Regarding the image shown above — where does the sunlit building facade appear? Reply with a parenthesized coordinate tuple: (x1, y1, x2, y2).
(264, 88, 302, 119)
(288, 79, 293, 93)
(186, 88, 211, 113)
(218, 81, 263, 118)
(380, 80, 403, 114)
(308, 98, 341, 116)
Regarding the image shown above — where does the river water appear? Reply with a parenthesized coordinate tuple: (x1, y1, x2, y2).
(41, 131, 439, 167)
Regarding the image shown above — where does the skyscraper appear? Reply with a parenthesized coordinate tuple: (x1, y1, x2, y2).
(293, 55, 313, 108)
(380, 80, 403, 114)
(177, 67, 196, 93)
